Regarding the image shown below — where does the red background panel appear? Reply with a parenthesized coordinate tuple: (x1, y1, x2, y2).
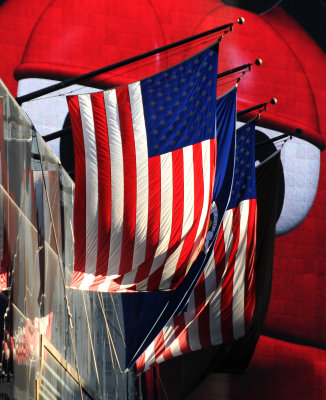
(0, 0, 325, 398)
(184, 336, 326, 400)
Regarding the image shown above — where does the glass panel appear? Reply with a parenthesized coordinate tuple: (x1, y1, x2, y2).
(0, 81, 136, 399)
(38, 342, 94, 400)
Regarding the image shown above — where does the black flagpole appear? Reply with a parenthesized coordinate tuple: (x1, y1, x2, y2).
(255, 132, 290, 148)
(43, 98, 301, 149)
(237, 97, 277, 117)
(43, 127, 72, 142)
(16, 18, 245, 105)
(217, 58, 262, 79)
(255, 128, 302, 148)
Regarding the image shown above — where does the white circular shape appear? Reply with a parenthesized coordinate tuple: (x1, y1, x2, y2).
(256, 126, 320, 236)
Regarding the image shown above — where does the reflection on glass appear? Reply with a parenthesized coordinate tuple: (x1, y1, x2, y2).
(0, 80, 135, 399)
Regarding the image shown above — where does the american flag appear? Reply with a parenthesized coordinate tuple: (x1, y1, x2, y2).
(121, 88, 237, 371)
(67, 46, 218, 292)
(137, 364, 160, 400)
(136, 122, 257, 373)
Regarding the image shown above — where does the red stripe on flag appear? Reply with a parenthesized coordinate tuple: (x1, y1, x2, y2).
(198, 304, 212, 348)
(210, 138, 217, 195)
(117, 87, 137, 276)
(193, 271, 208, 345)
(160, 340, 173, 365)
(133, 155, 162, 287)
(170, 142, 204, 289)
(144, 264, 164, 292)
(67, 96, 87, 288)
(188, 139, 218, 296)
(166, 148, 185, 271)
(171, 138, 216, 290)
(214, 225, 227, 286)
(178, 317, 193, 355)
(244, 199, 257, 330)
(221, 207, 240, 341)
(192, 137, 216, 260)
(173, 313, 188, 354)
(196, 138, 217, 254)
(90, 93, 112, 289)
(153, 330, 166, 366)
(158, 317, 185, 363)
(178, 329, 191, 355)
(147, 148, 185, 290)
(193, 257, 214, 349)
(136, 352, 146, 374)
(191, 138, 217, 262)
(145, 367, 154, 397)
(197, 138, 217, 258)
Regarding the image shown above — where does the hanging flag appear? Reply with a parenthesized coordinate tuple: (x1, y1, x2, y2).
(137, 364, 161, 400)
(176, 150, 282, 399)
(67, 46, 219, 293)
(122, 88, 237, 370)
(136, 121, 256, 373)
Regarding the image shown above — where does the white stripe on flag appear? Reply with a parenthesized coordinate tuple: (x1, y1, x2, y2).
(129, 82, 149, 271)
(167, 323, 183, 358)
(98, 90, 124, 291)
(187, 315, 201, 351)
(222, 209, 234, 263)
(209, 282, 223, 345)
(194, 140, 211, 243)
(232, 200, 249, 339)
(209, 210, 234, 344)
(79, 94, 98, 290)
(144, 340, 156, 373)
(203, 238, 218, 300)
(184, 288, 197, 326)
(137, 152, 173, 290)
(184, 140, 213, 274)
(160, 323, 178, 358)
(156, 326, 170, 365)
(160, 145, 194, 288)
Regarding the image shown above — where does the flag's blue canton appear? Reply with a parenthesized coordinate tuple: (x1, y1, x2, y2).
(213, 87, 237, 203)
(228, 122, 256, 209)
(141, 48, 218, 158)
